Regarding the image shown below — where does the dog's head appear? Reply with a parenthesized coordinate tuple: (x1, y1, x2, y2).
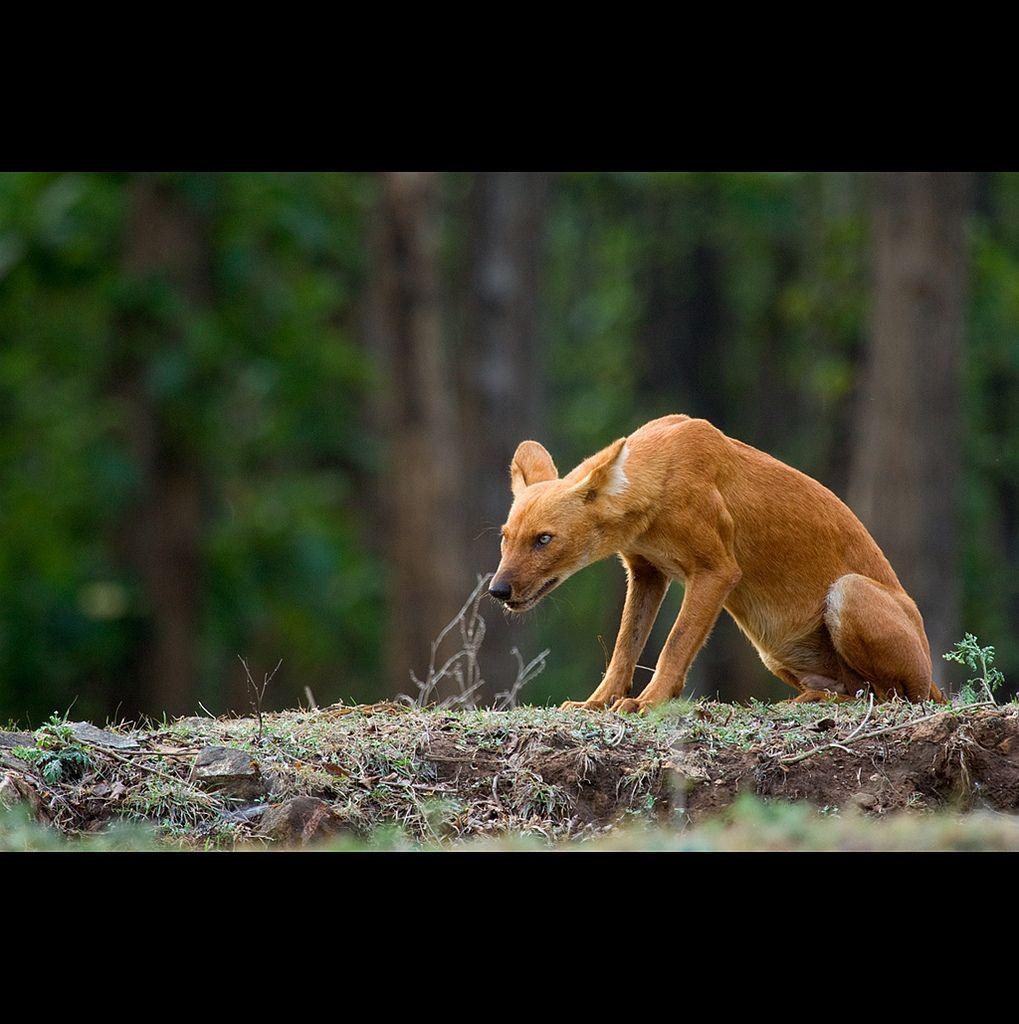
(489, 437, 629, 612)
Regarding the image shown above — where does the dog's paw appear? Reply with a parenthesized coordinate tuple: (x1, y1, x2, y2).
(608, 697, 644, 715)
(560, 698, 609, 711)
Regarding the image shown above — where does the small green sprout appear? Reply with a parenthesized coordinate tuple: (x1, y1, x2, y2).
(943, 634, 1005, 705)
(11, 712, 92, 784)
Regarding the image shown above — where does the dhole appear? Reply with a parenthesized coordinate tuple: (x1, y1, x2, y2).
(489, 414, 946, 712)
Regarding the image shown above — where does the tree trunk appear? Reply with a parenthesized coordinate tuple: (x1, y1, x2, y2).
(458, 172, 550, 702)
(633, 181, 770, 702)
(365, 172, 471, 699)
(635, 186, 725, 425)
(114, 175, 209, 717)
(849, 172, 972, 671)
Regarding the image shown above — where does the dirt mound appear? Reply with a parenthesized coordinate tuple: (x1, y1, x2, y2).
(682, 705, 1019, 820)
(1, 700, 1017, 848)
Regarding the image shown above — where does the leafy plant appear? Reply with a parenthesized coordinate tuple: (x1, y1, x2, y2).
(12, 712, 92, 784)
(943, 634, 1005, 705)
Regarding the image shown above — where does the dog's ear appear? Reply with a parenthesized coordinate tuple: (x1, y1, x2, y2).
(570, 437, 629, 501)
(510, 441, 558, 498)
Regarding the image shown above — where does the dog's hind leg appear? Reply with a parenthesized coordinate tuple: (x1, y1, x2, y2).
(824, 574, 945, 704)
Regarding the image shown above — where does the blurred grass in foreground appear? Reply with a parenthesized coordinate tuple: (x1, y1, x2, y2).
(4, 795, 1019, 853)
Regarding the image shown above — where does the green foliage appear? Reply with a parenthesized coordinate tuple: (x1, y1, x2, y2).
(943, 633, 1006, 704)
(0, 173, 382, 721)
(12, 712, 92, 784)
(962, 180, 1019, 692)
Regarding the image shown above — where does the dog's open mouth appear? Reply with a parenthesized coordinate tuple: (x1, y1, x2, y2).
(506, 577, 559, 611)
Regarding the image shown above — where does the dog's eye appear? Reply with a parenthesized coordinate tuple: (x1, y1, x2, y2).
(535, 533, 553, 547)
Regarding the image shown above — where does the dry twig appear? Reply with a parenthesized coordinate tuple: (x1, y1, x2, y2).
(402, 574, 547, 711)
(239, 656, 282, 745)
(493, 647, 550, 711)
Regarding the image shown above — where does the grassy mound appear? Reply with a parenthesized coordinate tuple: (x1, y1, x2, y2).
(2, 697, 1018, 850)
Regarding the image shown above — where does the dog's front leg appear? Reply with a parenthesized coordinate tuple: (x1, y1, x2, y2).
(561, 556, 669, 711)
(610, 566, 740, 714)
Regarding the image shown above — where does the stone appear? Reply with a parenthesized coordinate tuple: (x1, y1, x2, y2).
(259, 796, 346, 846)
(0, 732, 35, 749)
(221, 804, 268, 824)
(69, 722, 139, 750)
(0, 772, 50, 821)
(849, 791, 879, 811)
(190, 746, 265, 800)
(0, 732, 35, 750)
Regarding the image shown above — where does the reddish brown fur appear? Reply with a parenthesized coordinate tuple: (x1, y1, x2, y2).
(491, 415, 946, 713)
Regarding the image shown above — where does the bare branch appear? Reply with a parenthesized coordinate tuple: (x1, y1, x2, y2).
(494, 647, 550, 711)
(239, 655, 281, 745)
(401, 573, 549, 711)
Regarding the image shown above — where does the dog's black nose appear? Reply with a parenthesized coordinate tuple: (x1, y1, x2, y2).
(489, 581, 512, 602)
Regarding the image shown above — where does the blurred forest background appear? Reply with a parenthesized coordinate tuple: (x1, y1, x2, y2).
(1, 170, 1017, 725)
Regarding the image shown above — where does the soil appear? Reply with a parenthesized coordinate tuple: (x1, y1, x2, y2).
(424, 704, 1019, 825)
(682, 706, 1019, 819)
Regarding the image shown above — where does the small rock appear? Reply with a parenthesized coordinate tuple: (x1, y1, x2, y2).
(0, 732, 35, 749)
(0, 772, 50, 821)
(90, 780, 127, 801)
(0, 773, 24, 809)
(849, 791, 879, 811)
(221, 804, 268, 824)
(259, 797, 346, 846)
(191, 746, 265, 800)
(70, 722, 139, 750)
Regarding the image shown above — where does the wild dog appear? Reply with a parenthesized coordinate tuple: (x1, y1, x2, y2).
(489, 414, 946, 712)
